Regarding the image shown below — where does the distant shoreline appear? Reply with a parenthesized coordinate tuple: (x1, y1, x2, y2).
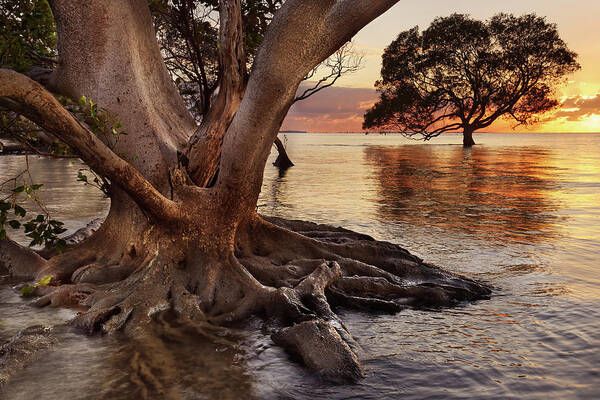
(279, 131, 600, 135)
(279, 130, 307, 133)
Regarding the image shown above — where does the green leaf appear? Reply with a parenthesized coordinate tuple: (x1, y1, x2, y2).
(38, 275, 52, 286)
(24, 222, 35, 233)
(77, 171, 88, 183)
(19, 286, 34, 296)
(8, 220, 21, 229)
(53, 227, 67, 234)
(13, 185, 25, 193)
(55, 239, 67, 254)
(14, 205, 26, 217)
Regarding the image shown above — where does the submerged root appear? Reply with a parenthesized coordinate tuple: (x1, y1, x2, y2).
(230, 214, 491, 380)
(272, 320, 363, 382)
(0, 238, 47, 279)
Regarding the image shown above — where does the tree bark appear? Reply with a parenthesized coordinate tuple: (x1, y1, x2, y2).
(44, 0, 199, 264)
(49, 0, 196, 189)
(463, 127, 476, 147)
(182, 0, 247, 187)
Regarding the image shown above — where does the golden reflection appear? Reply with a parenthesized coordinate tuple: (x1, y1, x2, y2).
(364, 145, 562, 243)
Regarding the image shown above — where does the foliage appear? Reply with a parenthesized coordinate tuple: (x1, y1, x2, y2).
(0, 0, 60, 152)
(0, 0, 57, 73)
(363, 13, 581, 138)
(0, 171, 67, 251)
(62, 95, 127, 150)
(149, 0, 361, 120)
(149, 0, 284, 118)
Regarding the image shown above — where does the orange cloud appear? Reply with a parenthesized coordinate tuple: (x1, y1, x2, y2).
(282, 84, 377, 132)
(554, 94, 600, 121)
(283, 84, 600, 133)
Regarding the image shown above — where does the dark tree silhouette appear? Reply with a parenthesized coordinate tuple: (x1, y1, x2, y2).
(363, 13, 580, 147)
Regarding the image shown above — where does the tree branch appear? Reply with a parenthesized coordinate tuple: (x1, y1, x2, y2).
(294, 42, 364, 103)
(0, 69, 181, 221)
(183, 0, 247, 186)
(216, 0, 400, 208)
(322, 0, 400, 56)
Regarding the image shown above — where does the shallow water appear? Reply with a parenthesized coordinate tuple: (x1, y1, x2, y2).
(1, 132, 599, 399)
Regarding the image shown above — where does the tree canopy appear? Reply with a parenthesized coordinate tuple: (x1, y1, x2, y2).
(363, 13, 580, 146)
(0, 0, 56, 73)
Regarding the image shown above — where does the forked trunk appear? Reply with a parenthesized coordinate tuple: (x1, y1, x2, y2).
(0, 0, 491, 386)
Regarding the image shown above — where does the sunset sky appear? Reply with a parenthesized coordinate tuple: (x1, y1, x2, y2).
(282, 0, 600, 133)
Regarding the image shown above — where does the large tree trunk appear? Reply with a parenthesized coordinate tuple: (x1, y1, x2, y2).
(0, 0, 491, 386)
(46, 0, 198, 269)
(463, 127, 476, 147)
(50, 0, 196, 186)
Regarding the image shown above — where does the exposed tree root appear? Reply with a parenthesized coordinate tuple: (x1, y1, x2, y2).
(0, 238, 47, 278)
(2, 214, 491, 387)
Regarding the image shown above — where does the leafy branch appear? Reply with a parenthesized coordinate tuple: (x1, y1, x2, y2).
(0, 161, 67, 251)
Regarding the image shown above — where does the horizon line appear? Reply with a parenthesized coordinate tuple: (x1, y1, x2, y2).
(280, 130, 600, 134)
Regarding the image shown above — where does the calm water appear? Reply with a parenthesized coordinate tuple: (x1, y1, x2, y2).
(1, 132, 599, 399)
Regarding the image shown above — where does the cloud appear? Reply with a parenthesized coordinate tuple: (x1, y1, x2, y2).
(281, 86, 600, 133)
(554, 94, 600, 121)
(282, 84, 378, 132)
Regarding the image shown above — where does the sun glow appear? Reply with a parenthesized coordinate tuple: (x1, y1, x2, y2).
(532, 114, 600, 133)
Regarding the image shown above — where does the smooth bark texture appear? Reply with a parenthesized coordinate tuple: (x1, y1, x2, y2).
(0, 0, 492, 386)
(49, 0, 196, 188)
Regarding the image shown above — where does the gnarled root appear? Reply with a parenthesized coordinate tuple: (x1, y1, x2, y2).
(273, 320, 363, 383)
(9, 215, 491, 386)
(230, 215, 491, 380)
(266, 261, 365, 382)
